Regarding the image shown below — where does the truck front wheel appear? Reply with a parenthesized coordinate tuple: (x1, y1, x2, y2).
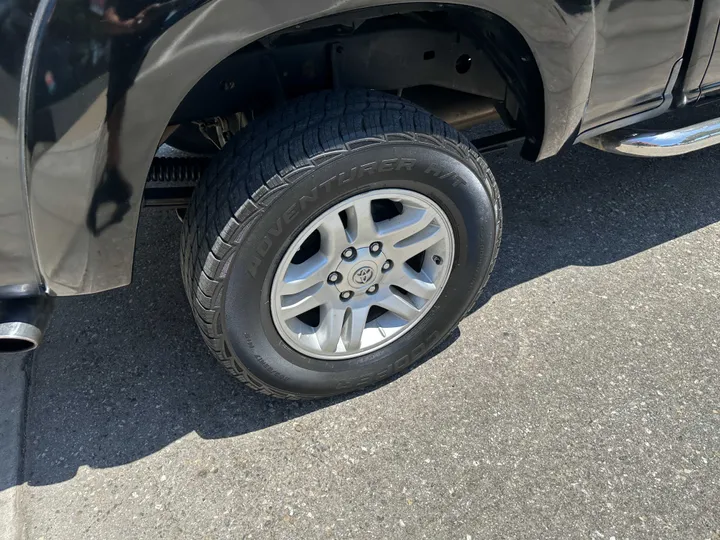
(180, 90, 501, 399)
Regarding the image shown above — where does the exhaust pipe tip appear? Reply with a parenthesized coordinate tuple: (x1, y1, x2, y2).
(0, 296, 53, 354)
(0, 322, 42, 353)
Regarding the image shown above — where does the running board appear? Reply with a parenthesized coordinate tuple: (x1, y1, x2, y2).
(583, 116, 720, 157)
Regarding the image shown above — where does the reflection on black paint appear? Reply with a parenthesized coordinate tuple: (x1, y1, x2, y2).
(84, 0, 182, 235)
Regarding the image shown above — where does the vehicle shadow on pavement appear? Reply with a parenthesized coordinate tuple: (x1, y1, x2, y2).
(473, 142, 720, 311)
(16, 140, 720, 490)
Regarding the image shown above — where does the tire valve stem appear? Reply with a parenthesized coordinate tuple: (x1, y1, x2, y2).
(432, 255, 443, 265)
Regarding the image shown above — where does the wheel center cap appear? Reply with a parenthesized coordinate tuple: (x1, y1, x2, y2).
(333, 247, 386, 291)
(352, 265, 375, 286)
(347, 259, 379, 289)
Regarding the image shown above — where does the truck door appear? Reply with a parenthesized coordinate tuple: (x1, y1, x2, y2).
(580, 0, 694, 135)
(682, 1, 720, 102)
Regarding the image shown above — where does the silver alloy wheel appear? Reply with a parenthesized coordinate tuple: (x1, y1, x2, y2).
(270, 189, 455, 360)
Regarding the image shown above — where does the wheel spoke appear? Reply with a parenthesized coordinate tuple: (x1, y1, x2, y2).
(377, 205, 434, 246)
(317, 212, 349, 256)
(346, 197, 377, 244)
(278, 283, 326, 320)
(316, 305, 346, 353)
(342, 305, 370, 351)
(279, 253, 331, 295)
(391, 223, 445, 262)
(394, 266, 437, 300)
(377, 291, 421, 321)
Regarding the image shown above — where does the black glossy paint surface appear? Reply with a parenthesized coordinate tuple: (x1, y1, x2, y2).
(582, 0, 693, 131)
(680, 0, 720, 102)
(0, 0, 708, 296)
(0, 0, 40, 295)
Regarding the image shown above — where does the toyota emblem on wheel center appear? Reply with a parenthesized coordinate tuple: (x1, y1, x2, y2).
(353, 266, 374, 285)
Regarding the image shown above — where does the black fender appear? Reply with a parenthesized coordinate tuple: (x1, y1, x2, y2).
(17, 0, 596, 295)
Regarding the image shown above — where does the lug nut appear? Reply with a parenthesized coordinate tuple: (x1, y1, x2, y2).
(341, 247, 356, 261)
(327, 272, 342, 284)
(381, 260, 393, 273)
(369, 242, 382, 254)
(366, 284, 379, 295)
(340, 291, 354, 301)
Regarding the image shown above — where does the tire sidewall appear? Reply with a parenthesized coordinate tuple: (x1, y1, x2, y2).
(221, 138, 498, 397)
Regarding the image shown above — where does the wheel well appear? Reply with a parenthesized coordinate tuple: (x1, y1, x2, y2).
(166, 3, 544, 160)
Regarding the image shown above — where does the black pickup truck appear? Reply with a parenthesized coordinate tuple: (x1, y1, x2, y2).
(1, 0, 719, 398)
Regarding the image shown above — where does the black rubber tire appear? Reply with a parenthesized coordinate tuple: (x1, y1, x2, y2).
(180, 90, 502, 399)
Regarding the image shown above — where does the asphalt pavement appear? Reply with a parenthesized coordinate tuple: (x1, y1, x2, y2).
(5, 141, 720, 539)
